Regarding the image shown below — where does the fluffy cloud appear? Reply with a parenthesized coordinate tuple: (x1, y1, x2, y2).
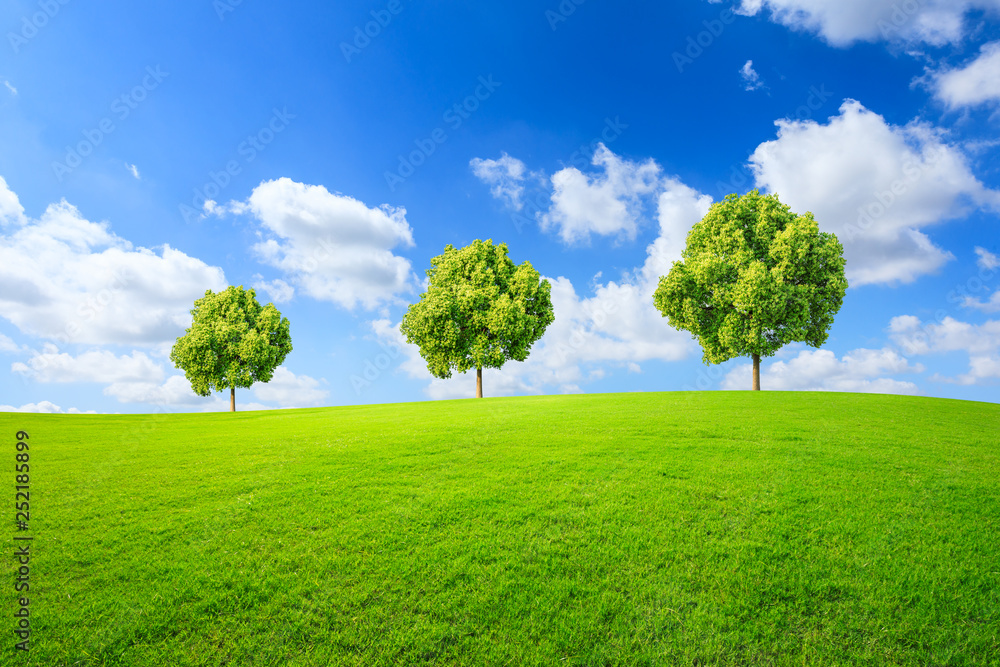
(238, 178, 416, 310)
(0, 401, 95, 414)
(740, 60, 764, 91)
(0, 334, 20, 353)
(721, 347, 923, 394)
(0, 177, 228, 345)
(733, 0, 1000, 47)
(252, 276, 295, 303)
(541, 144, 662, 244)
(373, 176, 710, 399)
(889, 315, 1000, 385)
(251, 366, 328, 407)
(12, 346, 163, 384)
(930, 41, 1000, 108)
(976, 246, 1000, 270)
(469, 153, 529, 210)
(749, 100, 998, 286)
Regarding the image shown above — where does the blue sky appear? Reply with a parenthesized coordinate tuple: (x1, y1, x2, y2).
(1, 0, 999, 413)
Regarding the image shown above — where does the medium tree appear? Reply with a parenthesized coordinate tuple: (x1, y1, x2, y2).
(653, 190, 847, 390)
(170, 286, 292, 411)
(401, 239, 554, 398)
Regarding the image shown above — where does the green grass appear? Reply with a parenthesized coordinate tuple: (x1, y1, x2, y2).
(2, 391, 999, 666)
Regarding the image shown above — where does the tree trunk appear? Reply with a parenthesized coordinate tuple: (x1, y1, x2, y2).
(476, 367, 483, 398)
(752, 354, 761, 391)
(230, 386, 236, 412)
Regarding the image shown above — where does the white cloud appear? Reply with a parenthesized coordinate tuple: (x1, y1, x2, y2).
(541, 143, 662, 244)
(749, 100, 999, 286)
(0, 333, 20, 353)
(251, 366, 328, 407)
(3, 80, 16, 96)
(252, 276, 294, 303)
(0, 401, 95, 414)
(930, 41, 1000, 108)
(12, 345, 163, 384)
(976, 246, 1000, 270)
(721, 347, 923, 394)
(963, 291, 1000, 313)
(470, 153, 529, 210)
(126, 163, 141, 180)
(889, 315, 1000, 384)
(740, 60, 765, 91)
(733, 0, 1000, 47)
(237, 178, 416, 310)
(0, 177, 228, 345)
(371, 176, 710, 398)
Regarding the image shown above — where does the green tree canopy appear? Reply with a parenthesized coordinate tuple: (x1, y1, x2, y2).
(170, 286, 292, 411)
(652, 190, 847, 390)
(400, 239, 554, 398)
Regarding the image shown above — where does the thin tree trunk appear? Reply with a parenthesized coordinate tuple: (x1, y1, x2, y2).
(752, 354, 761, 391)
(230, 386, 236, 412)
(476, 367, 483, 398)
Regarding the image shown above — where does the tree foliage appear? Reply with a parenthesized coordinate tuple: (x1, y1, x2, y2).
(400, 239, 554, 396)
(170, 286, 292, 410)
(653, 190, 847, 387)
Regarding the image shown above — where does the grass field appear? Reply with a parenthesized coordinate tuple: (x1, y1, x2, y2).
(2, 391, 999, 666)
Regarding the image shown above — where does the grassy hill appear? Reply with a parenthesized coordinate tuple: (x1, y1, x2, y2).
(2, 392, 998, 666)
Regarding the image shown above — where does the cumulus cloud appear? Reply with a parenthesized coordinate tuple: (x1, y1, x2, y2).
(0, 177, 228, 345)
(721, 347, 923, 394)
(470, 153, 530, 210)
(0, 401, 95, 414)
(12, 345, 163, 384)
(889, 315, 1000, 385)
(749, 100, 999, 286)
(541, 143, 662, 244)
(371, 176, 710, 399)
(732, 0, 1000, 47)
(975, 246, 1000, 270)
(251, 366, 328, 407)
(237, 178, 416, 310)
(740, 60, 765, 91)
(929, 41, 1000, 108)
(252, 276, 294, 303)
(0, 334, 20, 353)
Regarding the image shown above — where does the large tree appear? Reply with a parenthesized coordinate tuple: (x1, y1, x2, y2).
(653, 190, 847, 390)
(400, 239, 554, 398)
(170, 286, 292, 411)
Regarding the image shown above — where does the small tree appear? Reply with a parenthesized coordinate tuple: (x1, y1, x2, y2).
(653, 190, 847, 390)
(401, 239, 554, 398)
(170, 286, 292, 411)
